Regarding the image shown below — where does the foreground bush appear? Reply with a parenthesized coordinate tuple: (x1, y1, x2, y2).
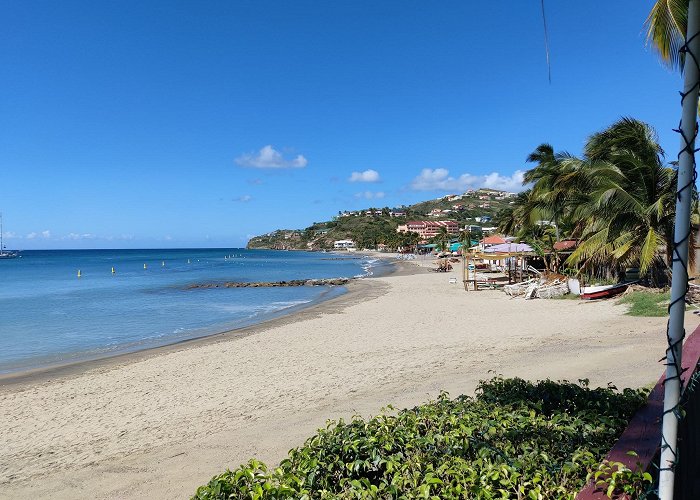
(193, 377, 648, 499)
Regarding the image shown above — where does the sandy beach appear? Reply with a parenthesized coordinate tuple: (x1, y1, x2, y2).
(1, 257, 695, 499)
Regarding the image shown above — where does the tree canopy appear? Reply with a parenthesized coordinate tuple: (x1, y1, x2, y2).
(499, 117, 685, 279)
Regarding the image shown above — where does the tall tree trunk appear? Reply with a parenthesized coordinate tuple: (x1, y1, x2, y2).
(660, 1, 700, 496)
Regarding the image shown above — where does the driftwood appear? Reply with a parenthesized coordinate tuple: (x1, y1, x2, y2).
(535, 280, 569, 299)
(504, 279, 536, 297)
(505, 273, 570, 300)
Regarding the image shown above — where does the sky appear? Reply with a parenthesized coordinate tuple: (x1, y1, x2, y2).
(0, 0, 686, 249)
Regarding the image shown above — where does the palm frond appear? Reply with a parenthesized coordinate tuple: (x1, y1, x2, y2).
(645, 0, 688, 72)
(639, 228, 663, 274)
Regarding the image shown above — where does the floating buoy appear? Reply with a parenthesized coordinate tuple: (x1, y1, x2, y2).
(111, 267, 115, 275)
(77, 270, 81, 278)
(144, 263, 147, 269)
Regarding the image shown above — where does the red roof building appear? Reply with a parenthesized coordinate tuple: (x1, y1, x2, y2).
(481, 235, 507, 246)
(553, 240, 578, 251)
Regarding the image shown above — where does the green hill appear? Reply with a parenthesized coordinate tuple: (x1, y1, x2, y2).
(246, 189, 514, 250)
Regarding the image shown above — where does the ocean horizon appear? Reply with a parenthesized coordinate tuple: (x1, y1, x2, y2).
(0, 248, 388, 375)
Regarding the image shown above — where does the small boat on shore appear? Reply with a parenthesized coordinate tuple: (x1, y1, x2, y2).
(580, 282, 630, 300)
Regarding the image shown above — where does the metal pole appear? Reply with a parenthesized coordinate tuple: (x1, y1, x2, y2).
(659, 1, 700, 497)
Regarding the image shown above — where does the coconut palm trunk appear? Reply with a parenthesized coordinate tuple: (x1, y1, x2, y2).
(659, 1, 700, 497)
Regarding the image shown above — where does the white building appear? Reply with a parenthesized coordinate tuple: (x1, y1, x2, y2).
(333, 240, 356, 249)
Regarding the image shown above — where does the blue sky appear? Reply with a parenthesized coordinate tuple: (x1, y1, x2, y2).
(0, 0, 684, 249)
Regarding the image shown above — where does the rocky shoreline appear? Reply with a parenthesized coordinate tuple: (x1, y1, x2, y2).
(185, 278, 351, 289)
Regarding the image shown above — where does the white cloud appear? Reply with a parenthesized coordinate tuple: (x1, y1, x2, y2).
(355, 191, 385, 200)
(349, 169, 380, 183)
(235, 145, 308, 169)
(105, 234, 135, 241)
(410, 168, 525, 192)
(65, 233, 95, 240)
(482, 171, 526, 191)
(233, 195, 253, 202)
(26, 230, 51, 240)
(3, 231, 20, 239)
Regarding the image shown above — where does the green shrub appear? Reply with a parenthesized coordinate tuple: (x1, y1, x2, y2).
(589, 452, 654, 499)
(193, 377, 648, 499)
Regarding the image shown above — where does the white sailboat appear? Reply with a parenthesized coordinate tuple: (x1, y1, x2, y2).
(0, 213, 18, 259)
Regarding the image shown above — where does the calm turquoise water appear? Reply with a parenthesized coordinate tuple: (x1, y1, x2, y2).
(0, 249, 386, 374)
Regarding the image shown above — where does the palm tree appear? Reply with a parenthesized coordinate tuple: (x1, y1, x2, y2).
(405, 231, 421, 253)
(566, 118, 677, 277)
(434, 226, 450, 254)
(496, 189, 540, 238)
(524, 144, 585, 241)
(508, 118, 679, 279)
(457, 228, 473, 253)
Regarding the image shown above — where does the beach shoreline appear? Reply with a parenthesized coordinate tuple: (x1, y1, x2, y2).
(0, 252, 412, 387)
(1, 257, 691, 499)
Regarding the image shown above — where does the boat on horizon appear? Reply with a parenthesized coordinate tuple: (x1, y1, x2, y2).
(0, 213, 19, 259)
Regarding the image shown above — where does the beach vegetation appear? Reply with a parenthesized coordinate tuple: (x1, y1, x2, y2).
(193, 377, 647, 499)
(589, 454, 654, 499)
(497, 117, 696, 284)
(617, 290, 672, 316)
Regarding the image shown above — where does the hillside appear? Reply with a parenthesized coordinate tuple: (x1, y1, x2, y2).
(246, 189, 515, 250)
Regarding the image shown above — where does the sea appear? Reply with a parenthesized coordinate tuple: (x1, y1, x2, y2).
(0, 248, 389, 375)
